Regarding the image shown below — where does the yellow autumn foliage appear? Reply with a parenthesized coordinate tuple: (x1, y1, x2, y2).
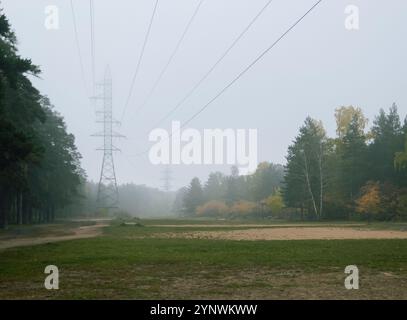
(356, 181, 381, 215)
(196, 201, 229, 217)
(229, 201, 258, 216)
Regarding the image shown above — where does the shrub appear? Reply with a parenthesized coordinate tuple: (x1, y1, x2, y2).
(229, 201, 259, 217)
(356, 181, 381, 220)
(196, 200, 229, 217)
(265, 193, 284, 216)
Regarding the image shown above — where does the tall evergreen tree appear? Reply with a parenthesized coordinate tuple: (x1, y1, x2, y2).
(337, 114, 368, 204)
(0, 10, 84, 228)
(183, 177, 204, 216)
(369, 104, 405, 185)
(283, 117, 328, 219)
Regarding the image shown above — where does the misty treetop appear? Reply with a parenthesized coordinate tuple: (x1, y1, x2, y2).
(179, 105, 407, 221)
(0, 10, 84, 228)
(283, 104, 407, 221)
(178, 163, 285, 219)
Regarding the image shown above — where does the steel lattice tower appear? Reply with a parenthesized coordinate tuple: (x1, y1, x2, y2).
(161, 165, 173, 192)
(92, 66, 122, 209)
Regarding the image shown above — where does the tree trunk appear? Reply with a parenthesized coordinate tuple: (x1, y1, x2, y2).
(0, 186, 10, 229)
(28, 206, 33, 224)
(46, 206, 50, 223)
(0, 196, 9, 229)
(17, 192, 23, 225)
(319, 143, 323, 219)
(51, 204, 55, 222)
(22, 194, 28, 224)
(303, 152, 319, 219)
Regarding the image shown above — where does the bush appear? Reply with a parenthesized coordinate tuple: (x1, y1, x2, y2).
(229, 201, 259, 217)
(356, 181, 407, 221)
(355, 181, 381, 221)
(196, 201, 229, 217)
(265, 193, 284, 216)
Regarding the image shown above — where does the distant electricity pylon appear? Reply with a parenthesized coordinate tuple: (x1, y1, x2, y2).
(92, 66, 124, 209)
(161, 165, 173, 192)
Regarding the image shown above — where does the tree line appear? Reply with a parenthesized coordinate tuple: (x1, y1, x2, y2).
(0, 11, 84, 228)
(2, 8, 406, 225)
(179, 105, 407, 221)
(175, 163, 285, 218)
(284, 105, 407, 221)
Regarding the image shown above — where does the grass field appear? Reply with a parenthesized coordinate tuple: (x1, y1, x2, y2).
(0, 219, 407, 299)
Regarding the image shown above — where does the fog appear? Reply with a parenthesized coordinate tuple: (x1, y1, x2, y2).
(2, 0, 406, 189)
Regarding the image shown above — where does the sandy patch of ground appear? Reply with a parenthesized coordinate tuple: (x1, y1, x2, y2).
(150, 223, 365, 228)
(0, 222, 108, 250)
(156, 227, 407, 241)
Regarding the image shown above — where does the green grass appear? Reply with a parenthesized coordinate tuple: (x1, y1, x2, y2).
(0, 220, 407, 299)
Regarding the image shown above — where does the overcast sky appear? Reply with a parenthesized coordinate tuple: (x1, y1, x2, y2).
(1, 0, 406, 190)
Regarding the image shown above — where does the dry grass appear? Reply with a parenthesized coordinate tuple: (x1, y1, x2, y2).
(1, 266, 405, 300)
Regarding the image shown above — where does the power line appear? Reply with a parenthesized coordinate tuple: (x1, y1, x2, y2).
(69, 0, 90, 97)
(148, 0, 275, 130)
(120, 0, 160, 123)
(130, 0, 323, 158)
(132, 0, 205, 117)
(90, 0, 96, 93)
(179, 0, 323, 130)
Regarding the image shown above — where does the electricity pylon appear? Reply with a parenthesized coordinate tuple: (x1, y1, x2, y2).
(161, 165, 173, 192)
(92, 66, 123, 209)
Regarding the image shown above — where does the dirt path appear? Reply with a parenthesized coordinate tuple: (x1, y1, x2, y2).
(0, 222, 108, 250)
(158, 227, 407, 241)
